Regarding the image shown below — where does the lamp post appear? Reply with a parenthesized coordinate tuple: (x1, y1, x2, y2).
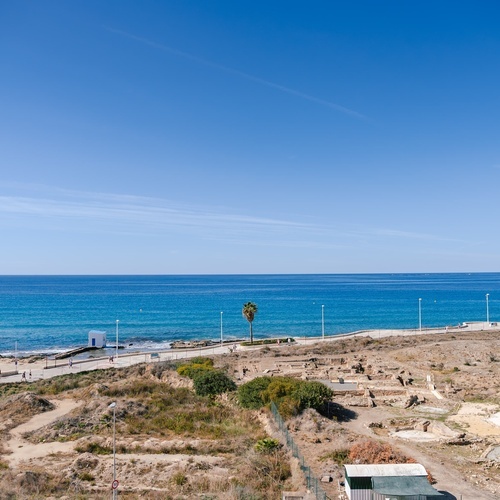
(220, 311, 223, 346)
(418, 298, 422, 332)
(486, 294, 490, 324)
(321, 305, 325, 340)
(115, 320, 119, 362)
(108, 402, 117, 499)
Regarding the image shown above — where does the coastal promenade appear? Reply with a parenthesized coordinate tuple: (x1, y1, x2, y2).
(0, 321, 495, 385)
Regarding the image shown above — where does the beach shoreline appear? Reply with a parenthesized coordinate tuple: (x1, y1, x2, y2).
(1, 320, 497, 385)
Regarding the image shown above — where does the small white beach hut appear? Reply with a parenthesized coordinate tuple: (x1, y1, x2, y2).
(88, 330, 106, 348)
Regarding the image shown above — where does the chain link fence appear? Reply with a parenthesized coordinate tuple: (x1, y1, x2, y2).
(270, 402, 330, 500)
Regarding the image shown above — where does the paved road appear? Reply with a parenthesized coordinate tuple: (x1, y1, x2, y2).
(1, 321, 494, 385)
(0, 344, 234, 384)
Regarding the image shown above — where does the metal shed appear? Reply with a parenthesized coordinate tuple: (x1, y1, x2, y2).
(344, 464, 444, 500)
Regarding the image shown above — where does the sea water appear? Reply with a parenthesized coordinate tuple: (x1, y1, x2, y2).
(0, 273, 498, 356)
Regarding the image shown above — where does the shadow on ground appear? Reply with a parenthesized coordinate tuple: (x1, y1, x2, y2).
(323, 402, 357, 422)
(438, 492, 457, 499)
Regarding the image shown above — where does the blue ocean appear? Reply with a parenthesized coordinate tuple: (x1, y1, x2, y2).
(0, 274, 498, 357)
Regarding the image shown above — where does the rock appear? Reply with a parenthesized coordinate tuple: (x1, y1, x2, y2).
(321, 475, 333, 483)
(404, 395, 419, 409)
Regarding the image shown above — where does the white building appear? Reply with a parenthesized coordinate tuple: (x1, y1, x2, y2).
(88, 330, 106, 348)
(344, 463, 444, 500)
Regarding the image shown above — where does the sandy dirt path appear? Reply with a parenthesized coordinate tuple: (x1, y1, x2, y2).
(5, 399, 82, 466)
(342, 406, 498, 500)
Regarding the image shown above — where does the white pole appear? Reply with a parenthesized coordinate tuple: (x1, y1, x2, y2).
(220, 311, 223, 346)
(109, 402, 117, 499)
(321, 305, 325, 340)
(418, 298, 422, 332)
(486, 294, 490, 324)
(115, 320, 119, 362)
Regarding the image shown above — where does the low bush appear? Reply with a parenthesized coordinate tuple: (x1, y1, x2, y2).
(151, 360, 178, 378)
(75, 441, 112, 455)
(237, 377, 273, 409)
(238, 376, 332, 417)
(319, 449, 349, 465)
(254, 438, 281, 454)
(177, 357, 214, 379)
(241, 338, 294, 347)
(192, 370, 236, 397)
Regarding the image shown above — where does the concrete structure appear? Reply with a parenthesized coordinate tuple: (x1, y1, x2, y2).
(88, 330, 106, 348)
(344, 463, 443, 500)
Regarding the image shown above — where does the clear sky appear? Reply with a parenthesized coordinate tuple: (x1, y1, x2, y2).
(1, 1, 499, 274)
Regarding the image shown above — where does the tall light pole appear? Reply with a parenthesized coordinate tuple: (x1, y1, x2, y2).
(115, 320, 119, 362)
(418, 298, 422, 332)
(486, 294, 490, 324)
(321, 305, 325, 340)
(220, 311, 223, 346)
(109, 402, 117, 499)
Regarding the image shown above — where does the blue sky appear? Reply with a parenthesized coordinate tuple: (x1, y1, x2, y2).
(1, 1, 499, 274)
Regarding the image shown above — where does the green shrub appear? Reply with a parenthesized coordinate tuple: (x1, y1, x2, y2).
(262, 378, 301, 405)
(320, 449, 349, 465)
(254, 438, 281, 454)
(276, 396, 301, 419)
(177, 357, 214, 379)
(237, 377, 273, 409)
(241, 338, 294, 347)
(238, 376, 332, 417)
(192, 370, 236, 397)
(293, 380, 333, 410)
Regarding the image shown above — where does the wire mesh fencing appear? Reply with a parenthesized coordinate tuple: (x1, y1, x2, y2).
(270, 402, 330, 500)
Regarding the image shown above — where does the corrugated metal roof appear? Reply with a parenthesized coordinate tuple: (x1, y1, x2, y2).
(372, 475, 444, 496)
(344, 463, 427, 477)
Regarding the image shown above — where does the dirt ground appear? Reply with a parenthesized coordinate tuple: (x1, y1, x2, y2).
(0, 329, 499, 499)
(225, 330, 500, 499)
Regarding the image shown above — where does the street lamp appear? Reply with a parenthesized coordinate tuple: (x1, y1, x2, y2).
(486, 294, 490, 324)
(321, 305, 325, 340)
(220, 311, 223, 346)
(418, 298, 422, 332)
(108, 402, 117, 499)
(115, 320, 119, 362)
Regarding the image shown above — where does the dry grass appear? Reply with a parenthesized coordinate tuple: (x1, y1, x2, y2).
(0, 361, 295, 499)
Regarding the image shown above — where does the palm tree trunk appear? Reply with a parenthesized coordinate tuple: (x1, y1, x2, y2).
(250, 322, 253, 344)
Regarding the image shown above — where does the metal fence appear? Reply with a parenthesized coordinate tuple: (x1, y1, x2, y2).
(270, 402, 330, 500)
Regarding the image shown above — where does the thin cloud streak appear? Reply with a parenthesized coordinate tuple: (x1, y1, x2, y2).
(0, 186, 458, 246)
(105, 27, 368, 120)
(0, 193, 314, 235)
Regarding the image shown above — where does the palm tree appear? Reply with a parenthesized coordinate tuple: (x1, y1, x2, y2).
(242, 302, 258, 344)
